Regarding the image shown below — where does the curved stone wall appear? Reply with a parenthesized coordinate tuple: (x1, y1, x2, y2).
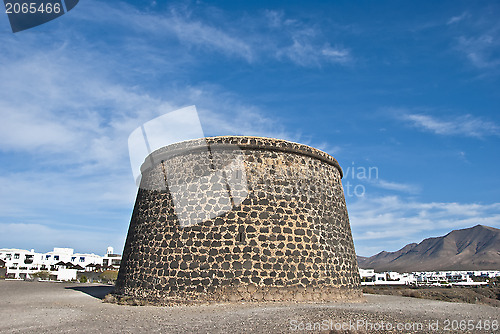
(115, 136, 361, 303)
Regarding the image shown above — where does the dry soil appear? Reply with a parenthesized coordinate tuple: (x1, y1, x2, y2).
(0, 280, 499, 333)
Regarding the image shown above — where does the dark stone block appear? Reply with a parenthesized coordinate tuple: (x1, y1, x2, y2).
(259, 212, 270, 219)
(263, 278, 273, 285)
(209, 249, 218, 256)
(246, 226, 256, 233)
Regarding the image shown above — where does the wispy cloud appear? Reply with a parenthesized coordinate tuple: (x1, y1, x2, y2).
(0, 3, 306, 254)
(457, 34, 500, 68)
(447, 9, 500, 70)
(398, 112, 500, 138)
(277, 39, 351, 67)
(447, 12, 468, 25)
(265, 9, 353, 67)
(0, 223, 126, 254)
(372, 179, 420, 194)
(171, 16, 253, 61)
(321, 45, 351, 63)
(69, 2, 351, 68)
(68, 1, 254, 62)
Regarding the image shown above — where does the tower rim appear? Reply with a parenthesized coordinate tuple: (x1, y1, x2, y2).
(140, 135, 343, 178)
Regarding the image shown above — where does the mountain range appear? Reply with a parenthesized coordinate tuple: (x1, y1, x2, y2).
(357, 225, 500, 272)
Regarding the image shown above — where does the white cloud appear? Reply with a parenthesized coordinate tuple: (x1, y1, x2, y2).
(0, 9, 322, 256)
(70, 1, 351, 68)
(62, 1, 254, 62)
(373, 179, 420, 194)
(263, 9, 352, 67)
(399, 112, 499, 138)
(0, 105, 81, 152)
(0, 223, 126, 254)
(277, 40, 351, 67)
(342, 162, 418, 195)
(0, 57, 169, 171)
(0, 171, 137, 218)
(447, 12, 468, 25)
(448, 10, 500, 70)
(457, 34, 500, 68)
(177, 86, 291, 140)
(264, 10, 285, 28)
(321, 45, 351, 63)
(168, 14, 253, 62)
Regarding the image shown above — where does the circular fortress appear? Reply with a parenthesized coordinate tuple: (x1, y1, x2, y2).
(115, 136, 361, 303)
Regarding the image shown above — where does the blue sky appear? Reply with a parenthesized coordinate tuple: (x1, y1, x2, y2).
(0, 0, 499, 256)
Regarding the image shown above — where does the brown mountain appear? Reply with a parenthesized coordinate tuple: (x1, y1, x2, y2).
(357, 225, 500, 272)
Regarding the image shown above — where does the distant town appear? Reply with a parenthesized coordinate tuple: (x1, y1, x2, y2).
(0, 247, 122, 282)
(359, 268, 500, 287)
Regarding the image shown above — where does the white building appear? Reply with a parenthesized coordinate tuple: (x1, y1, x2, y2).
(359, 268, 375, 280)
(359, 268, 500, 286)
(360, 269, 416, 285)
(0, 247, 121, 281)
(102, 247, 122, 270)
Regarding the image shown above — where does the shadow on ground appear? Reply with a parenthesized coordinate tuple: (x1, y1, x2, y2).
(66, 285, 115, 299)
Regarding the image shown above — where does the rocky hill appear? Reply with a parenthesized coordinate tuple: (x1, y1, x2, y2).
(357, 225, 500, 272)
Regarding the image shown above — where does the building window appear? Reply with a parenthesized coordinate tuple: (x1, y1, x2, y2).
(46, 255, 51, 260)
(14, 254, 20, 259)
(54, 256, 59, 261)
(79, 257, 85, 262)
(71, 257, 76, 261)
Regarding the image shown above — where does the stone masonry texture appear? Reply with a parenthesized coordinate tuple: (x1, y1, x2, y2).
(115, 136, 362, 303)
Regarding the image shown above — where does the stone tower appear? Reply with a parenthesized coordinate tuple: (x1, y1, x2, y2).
(115, 136, 361, 303)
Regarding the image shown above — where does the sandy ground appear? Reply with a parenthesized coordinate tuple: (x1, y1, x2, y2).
(0, 280, 498, 333)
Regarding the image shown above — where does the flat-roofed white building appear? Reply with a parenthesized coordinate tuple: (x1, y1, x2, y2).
(0, 247, 121, 280)
(102, 247, 122, 270)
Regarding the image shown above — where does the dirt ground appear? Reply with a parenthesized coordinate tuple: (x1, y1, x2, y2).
(0, 280, 499, 333)
(362, 286, 500, 307)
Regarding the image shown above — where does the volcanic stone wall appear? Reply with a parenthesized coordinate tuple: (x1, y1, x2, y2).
(115, 136, 361, 303)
